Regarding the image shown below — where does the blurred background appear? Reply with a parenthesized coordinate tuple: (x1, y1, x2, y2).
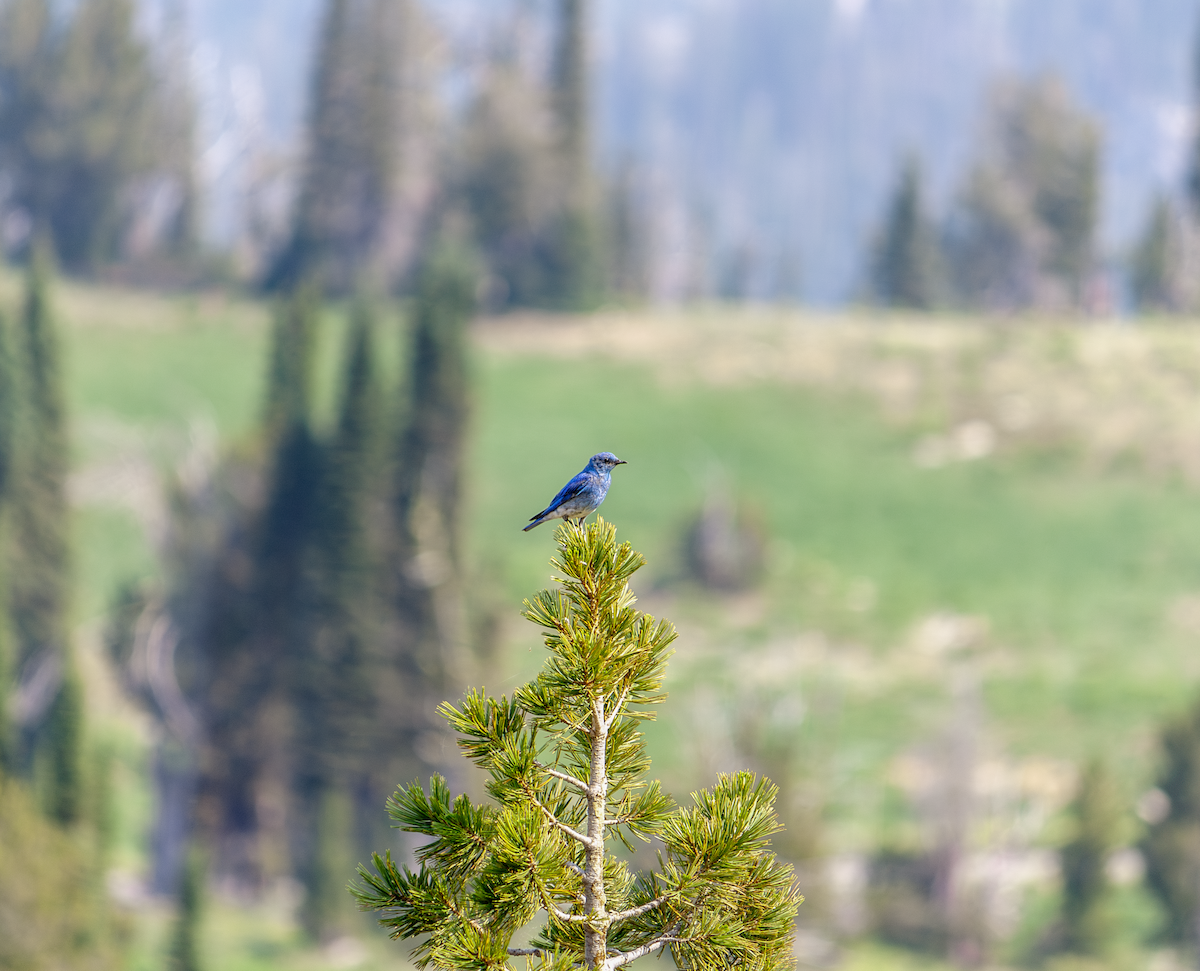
(5, 1, 1200, 970)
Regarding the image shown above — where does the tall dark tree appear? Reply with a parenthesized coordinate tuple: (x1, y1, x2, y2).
(604, 160, 649, 302)
(267, 0, 411, 292)
(457, 58, 557, 308)
(1186, 15, 1200, 222)
(948, 75, 1100, 310)
(545, 0, 602, 309)
(0, 309, 16, 772)
(1142, 698, 1200, 947)
(8, 250, 78, 817)
(872, 156, 942, 309)
(0, 0, 55, 245)
(0, 0, 157, 270)
(1059, 760, 1119, 956)
(42, 668, 83, 826)
(167, 846, 206, 971)
(295, 305, 386, 941)
(553, 0, 589, 201)
(154, 0, 200, 256)
(392, 234, 477, 694)
(1130, 194, 1179, 313)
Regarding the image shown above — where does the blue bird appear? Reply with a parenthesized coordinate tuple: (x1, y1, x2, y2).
(523, 452, 628, 531)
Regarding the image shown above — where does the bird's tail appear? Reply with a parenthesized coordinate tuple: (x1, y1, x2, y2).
(523, 511, 547, 532)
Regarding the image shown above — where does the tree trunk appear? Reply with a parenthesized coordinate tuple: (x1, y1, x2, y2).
(584, 695, 608, 966)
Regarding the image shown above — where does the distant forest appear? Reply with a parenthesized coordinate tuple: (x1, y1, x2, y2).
(179, 0, 1200, 305)
(3, 0, 1200, 308)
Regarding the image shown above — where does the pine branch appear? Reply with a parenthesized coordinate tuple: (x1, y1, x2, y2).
(608, 897, 667, 923)
(507, 949, 545, 957)
(539, 890, 592, 925)
(527, 788, 594, 847)
(537, 761, 589, 794)
(602, 687, 630, 733)
(602, 924, 684, 970)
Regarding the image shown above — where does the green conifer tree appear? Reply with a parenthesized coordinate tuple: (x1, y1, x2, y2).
(9, 248, 77, 809)
(1142, 698, 1200, 947)
(42, 667, 83, 826)
(0, 310, 16, 505)
(297, 304, 385, 941)
(872, 157, 941, 310)
(0, 774, 122, 969)
(257, 286, 321, 644)
(949, 75, 1100, 310)
(393, 233, 477, 689)
(547, 0, 602, 309)
(267, 0, 408, 292)
(1186, 15, 1200, 222)
(26, 0, 155, 269)
(0, 0, 56, 236)
(1059, 760, 1119, 956)
(167, 846, 206, 971)
(0, 309, 16, 772)
(457, 57, 557, 309)
(1130, 195, 1178, 313)
(355, 520, 803, 970)
(303, 787, 357, 942)
(263, 283, 319, 437)
(10, 246, 69, 671)
(156, 0, 199, 256)
(190, 285, 322, 887)
(553, 0, 588, 199)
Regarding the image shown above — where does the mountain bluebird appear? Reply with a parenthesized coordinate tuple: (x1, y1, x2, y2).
(523, 452, 628, 531)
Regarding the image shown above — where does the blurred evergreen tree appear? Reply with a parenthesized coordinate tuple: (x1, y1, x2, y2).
(1142, 698, 1200, 947)
(457, 58, 557, 308)
(1187, 15, 1200, 223)
(546, 0, 602, 309)
(1130, 195, 1180, 313)
(1059, 760, 1119, 956)
(0, 774, 123, 969)
(872, 156, 942, 310)
(155, 0, 199, 257)
(392, 231, 477, 695)
(0, 0, 56, 243)
(256, 284, 321, 677)
(947, 75, 1100, 311)
(267, 0, 410, 293)
(167, 846, 206, 971)
(301, 787, 356, 942)
(604, 160, 649, 303)
(455, 2, 605, 310)
(42, 666, 83, 826)
(208, 286, 322, 884)
(554, 0, 589, 201)
(296, 304, 386, 941)
(138, 250, 480, 899)
(0, 0, 157, 270)
(0, 309, 16, 772)
(8, 250, 78, 812)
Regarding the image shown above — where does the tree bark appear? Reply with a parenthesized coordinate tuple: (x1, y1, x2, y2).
(584, 694, 608, 966)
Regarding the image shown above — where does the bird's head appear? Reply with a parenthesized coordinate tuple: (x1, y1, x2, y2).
(589, 452, 628, 472)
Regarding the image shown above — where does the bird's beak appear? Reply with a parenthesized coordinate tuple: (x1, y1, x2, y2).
(616, 459, 628, 465)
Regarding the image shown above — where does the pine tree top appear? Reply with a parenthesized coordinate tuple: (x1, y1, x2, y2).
(354, 519, 802, 971)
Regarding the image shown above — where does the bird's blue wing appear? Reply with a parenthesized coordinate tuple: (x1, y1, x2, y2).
(531, 472, 591, 519)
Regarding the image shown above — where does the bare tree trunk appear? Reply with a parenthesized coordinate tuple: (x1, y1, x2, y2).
(584, 695, 609, 967)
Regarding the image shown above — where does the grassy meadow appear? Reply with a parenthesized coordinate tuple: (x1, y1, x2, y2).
(24, 270, 1200, 969)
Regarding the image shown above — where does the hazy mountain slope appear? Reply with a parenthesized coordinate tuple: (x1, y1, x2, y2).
(179, 0, 1197, 302)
